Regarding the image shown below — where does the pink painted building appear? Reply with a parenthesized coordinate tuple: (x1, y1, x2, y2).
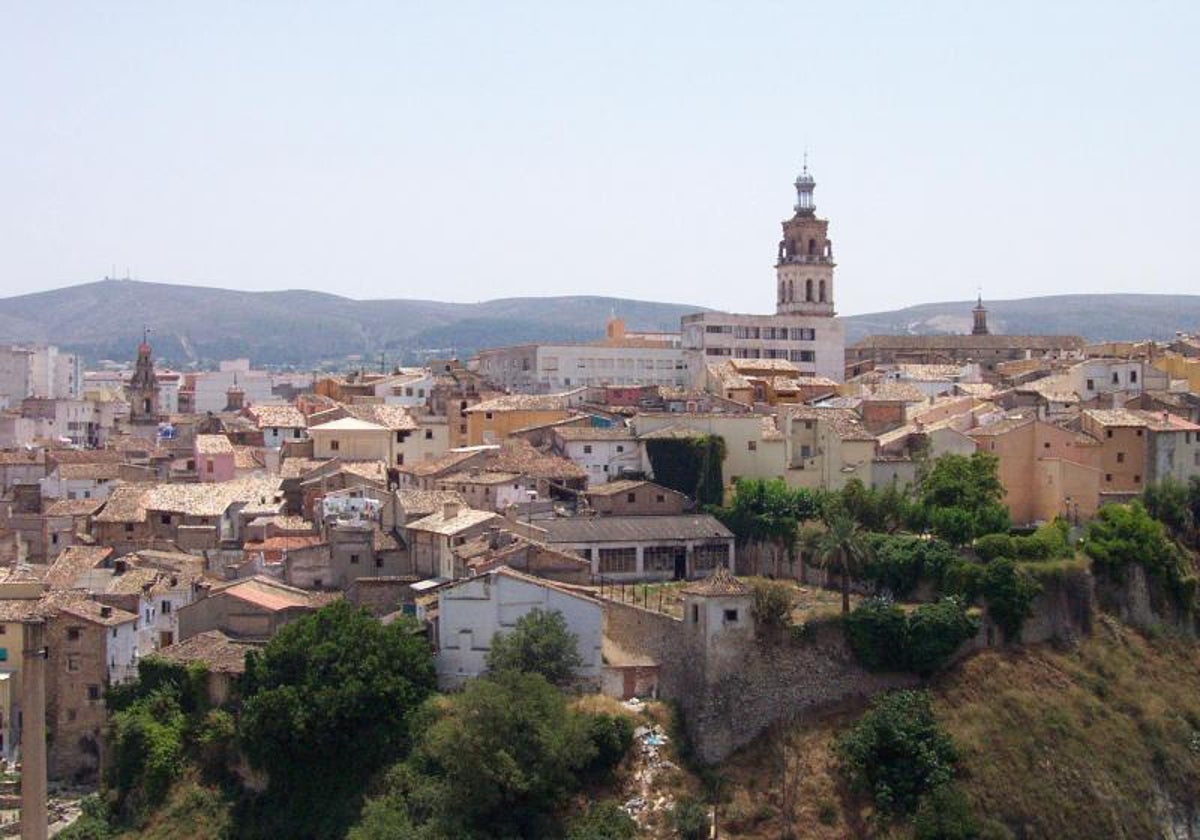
(195, 434, 236, 483)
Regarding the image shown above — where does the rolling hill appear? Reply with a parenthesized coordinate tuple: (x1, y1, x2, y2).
(3, 280, 1200, 367)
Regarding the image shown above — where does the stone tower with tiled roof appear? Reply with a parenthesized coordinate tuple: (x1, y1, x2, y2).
(128, 333, 161, 427)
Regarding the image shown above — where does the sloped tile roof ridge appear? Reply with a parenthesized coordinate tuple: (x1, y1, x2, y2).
(680, 566, 748, 596)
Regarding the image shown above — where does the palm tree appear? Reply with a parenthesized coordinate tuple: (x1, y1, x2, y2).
(795, 524, 823, 583)
(816, 511, 867, 614)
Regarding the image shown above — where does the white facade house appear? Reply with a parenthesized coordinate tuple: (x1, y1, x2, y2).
(436, 566, 603, 690)
(551, 426, 642, 482)
(1067, 359, 1145, 404)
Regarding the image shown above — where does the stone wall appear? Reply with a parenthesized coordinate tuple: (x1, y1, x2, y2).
(603, 600, 912, 764)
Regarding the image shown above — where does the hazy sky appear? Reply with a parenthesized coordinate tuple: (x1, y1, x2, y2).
(3, 2, 1198, 317)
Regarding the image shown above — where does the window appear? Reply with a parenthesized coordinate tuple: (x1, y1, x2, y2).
(206, 459, 214, 474)
(656, 494, 665, 503)
(161, 600, 172, 614)
(1105, 429, 1113, 439)
(693, 543, 726, 571)
(1044, 442, 1051, 449)
(375, 557, 384, 568)
(1136, 429, 1144, 437)
(293, 428, 301, 439)
(0, 649, 7, 662)
(1086, 379, 1095, 391)
(314, 578, 323, 588)
(1134, 475, 1141, 483)
(598, 547, 637, 574)
(396, 453, 404, 465)
(1130, 370, 1137, 383)
(124, 523, 134, 533)
(691, 604, 700, 623)
(425, 429, 433, 440)
(485, 412, 494, 420)
(748, 441, 757, 451)
(160, 514, 171, 525)
(51, 533, 58, 546)
(330, 439, 340, 451)
(67, 656, 80, 673)
(1116, 452, 1125, 463)
(724, 608, 739, 623)
(67, 627, 81, 641)
(616, 445, 624, 453)
(583, 444, 594, 454)
(87, 685, 101, 701)
(644, 546, 678, 572)
(350, 553, 360, 564)
(1105, 473, 1113, 482)
(626, 493, 637, 503)
(1112, 372, 1120, 384)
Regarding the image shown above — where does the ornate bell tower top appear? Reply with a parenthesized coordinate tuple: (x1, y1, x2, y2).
(129, 329, 161, 425)
(793, 155, 816, 215)
(776, 160, 835, 316)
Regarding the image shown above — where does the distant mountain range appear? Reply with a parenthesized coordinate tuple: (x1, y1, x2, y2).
(2, 280, 1199, 368)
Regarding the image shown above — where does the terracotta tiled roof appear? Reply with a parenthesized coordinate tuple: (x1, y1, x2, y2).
(680, 566, 746, 596)
(1083, 408, 1148, 427)
(211, 575, 331, 612)
(44, 546, 113, 590)
(248, 404, 307, 429)
(395, 489, 467, 517)
(144, 478, 283, 518)
(466, 392, 580, 413)
(93, 483, 151, 523)
(401, 449, 484, 477)
(553, 426, 635, 441)
(43, 498, 106, 518)
(788, 407, 877, 441)
(60, 599, 137, 626)
(346, 404, 418, 431)
(55, 462, 122, 480)
(196, 435, 235, 455)
(489, 439, 587, 481)
(0, 450, 44, 466)
(155, 630, 258, 674)
(438, 470, 522, 486)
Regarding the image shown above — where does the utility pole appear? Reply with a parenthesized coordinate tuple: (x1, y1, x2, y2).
(20, 620, 47, 840)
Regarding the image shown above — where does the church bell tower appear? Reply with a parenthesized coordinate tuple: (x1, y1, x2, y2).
(128, 331, 161, 426)
(775, 160, 835, 317)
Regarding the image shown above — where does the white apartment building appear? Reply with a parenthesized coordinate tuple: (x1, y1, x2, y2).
(0, 345, 81, 403)
(682, 165, 845, 384)
(476, 319, 688, 393)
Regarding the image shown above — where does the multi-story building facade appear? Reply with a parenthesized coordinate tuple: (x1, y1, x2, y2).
(0, 345, 81, 405)
(682, 165, 845, 383)
(475, 319, 688, 394)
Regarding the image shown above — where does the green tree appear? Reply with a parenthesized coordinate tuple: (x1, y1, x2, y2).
(485, 608, 583, 687)
(1142, 478, 1194, 542)
(750, 578, 795, 629)
(671, 798, 710, 840)
(239, 601, 436, 838)
(404, 670, 598, 837)
(1083, 501, 1197, 607)
(836, 689, 959, 817)
(978, 558, 1040, 643)
(917, 452, 1011, 543)
(713, 479, 819, 576)
(816, 510, 868, 614)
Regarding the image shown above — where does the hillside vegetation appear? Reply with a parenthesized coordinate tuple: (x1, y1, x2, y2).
(4, 279, 1200, 365)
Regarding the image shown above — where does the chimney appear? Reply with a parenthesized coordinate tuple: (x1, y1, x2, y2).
(443, 501, 462, 520)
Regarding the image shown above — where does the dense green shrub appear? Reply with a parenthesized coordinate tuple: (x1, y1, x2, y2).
(750, 578, 795, 628)
(906, 598, 980, 676)
(485, 608, 584, 687)
(55, 795, 115, 840)
(913, 784, 980, 840)
(108, 690, 187, 811)
(978, 558, 1041, 643)
(671, 798, 710, 840)
(973, 534, 1014, 562)
(565, 801, 638, 840)
(1084, 502, 1198, 608)
(862, 535, 959, 597)
(239, 601, 436, 839)
(836, 690, 958, 816)
(583, 713, 635, 781)
(845, 598, 908, 671)
(846, 597, 978, 675)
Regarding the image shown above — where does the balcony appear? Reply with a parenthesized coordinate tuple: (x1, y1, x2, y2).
(779, 254, 833, 265)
